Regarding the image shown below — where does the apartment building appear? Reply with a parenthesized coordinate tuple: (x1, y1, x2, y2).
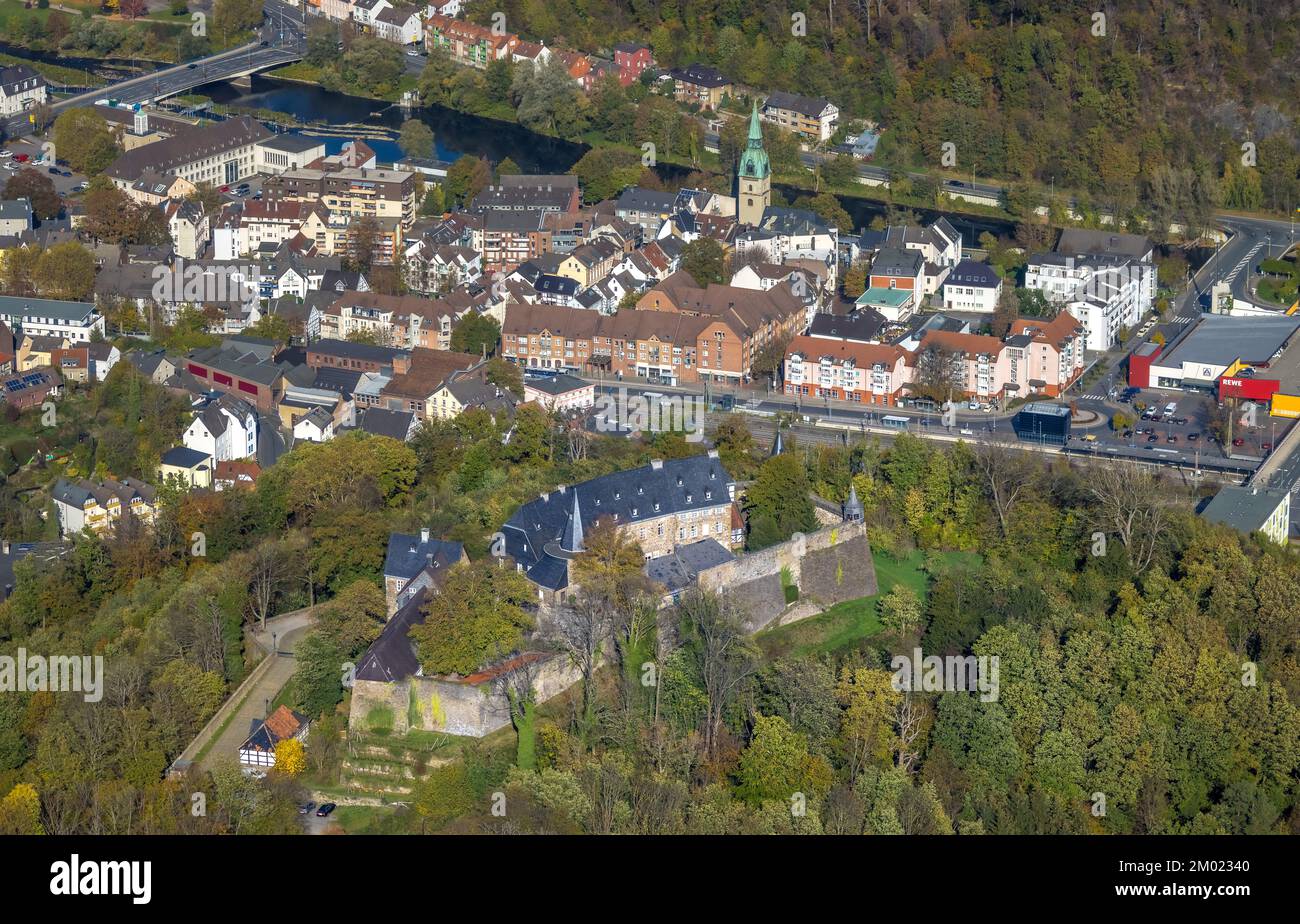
(761, 90, 839, 142)
(917, 329, 1012, 402)
(425, 13, 520, 68)
(613, 42, 654, 86)
(1024, 230, 1154, 350)
(784, 336, 910, 405)
(372, 5, 424, 44)
(634, 274, 807, 379)
(263, 165, 418, 227)
(504, 302, 748, 385)
(942, 259, 1002, 313)
(1004, 312, 1086, 397)
(52, 477, 157, 538)
(474, 210, 551, 273)
(0, 66, 47, 117)
(469, 180, 581, 215)
(318, 291, 465, 350)
(666, 64, 731, 110)
(0, 295, 105, 343)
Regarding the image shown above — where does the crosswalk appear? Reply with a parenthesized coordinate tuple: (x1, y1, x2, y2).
(1223, 241, 1264, 285)
(1170, 315, 1197, 324)
(1080, 393, 1107, 401)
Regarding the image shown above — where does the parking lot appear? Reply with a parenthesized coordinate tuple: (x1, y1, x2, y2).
(1068, 385, 1292, 463)
(2, 137, 90, 199)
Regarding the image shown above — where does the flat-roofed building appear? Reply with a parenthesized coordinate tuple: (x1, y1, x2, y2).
(1201, 485, 1290, 545)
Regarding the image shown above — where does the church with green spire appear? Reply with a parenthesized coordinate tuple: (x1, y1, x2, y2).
(737, 101, 771, 226)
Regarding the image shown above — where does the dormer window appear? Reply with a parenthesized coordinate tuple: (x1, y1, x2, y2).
(686, 494, 692, 503)
(614, 491, 620, 499)
(637, 486, 643, 495)
(631, 507, 638, 517)
(676, 476, 683, 486)
(705, 490, 711, 500)
(653, 502, 660, 512)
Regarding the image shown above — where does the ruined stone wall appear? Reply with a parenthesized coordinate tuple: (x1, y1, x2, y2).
(349, 655, 583, 739)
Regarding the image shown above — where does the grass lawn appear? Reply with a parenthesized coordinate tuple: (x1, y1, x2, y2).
(757, 549, 981, 660)
(331, 803, 420, 834)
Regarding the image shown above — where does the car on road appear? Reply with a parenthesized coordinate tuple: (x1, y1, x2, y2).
(1081, 433, 1097, 442)
(187, 63, 198, 69)
(406, 49, 422, 57)
(315, 802, 336, 817)
(299, 801, 315, 815)
(968, 400, 980, 410)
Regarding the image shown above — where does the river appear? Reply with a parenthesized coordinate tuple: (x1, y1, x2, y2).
(203, 76, 1017, 239)
(4, 37, 1017, 239)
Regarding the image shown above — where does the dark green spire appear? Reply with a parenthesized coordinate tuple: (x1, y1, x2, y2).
(738, 100, 770, 180)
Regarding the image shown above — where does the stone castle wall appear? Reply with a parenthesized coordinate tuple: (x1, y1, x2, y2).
(696, 520, 876, 632)
(350, 654, 583, 739)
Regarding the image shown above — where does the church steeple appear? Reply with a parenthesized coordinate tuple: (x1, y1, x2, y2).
(737, 100, 771, 227)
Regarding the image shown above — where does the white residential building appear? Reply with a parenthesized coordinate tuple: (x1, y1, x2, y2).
(942, 259, 1002, 313)
(0, 296, 105, 343)
(0, 66, 47, 118)
(183, 394, 259, 463)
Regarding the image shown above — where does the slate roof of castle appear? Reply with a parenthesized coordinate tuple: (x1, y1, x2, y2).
(503, 453, 734, 590)
(383, 532, 464, 582)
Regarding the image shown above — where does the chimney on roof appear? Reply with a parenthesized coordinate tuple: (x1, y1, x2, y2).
(420, 527, 430, 544)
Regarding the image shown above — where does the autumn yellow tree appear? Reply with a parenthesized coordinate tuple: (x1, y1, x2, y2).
(0, 783, 44, 834)
(274, 738, 307, 777)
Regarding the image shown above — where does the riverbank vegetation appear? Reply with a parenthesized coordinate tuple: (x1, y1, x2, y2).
(477, 0, 1300, 228)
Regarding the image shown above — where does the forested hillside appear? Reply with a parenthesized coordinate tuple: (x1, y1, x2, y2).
(474, 0, 1300, 221)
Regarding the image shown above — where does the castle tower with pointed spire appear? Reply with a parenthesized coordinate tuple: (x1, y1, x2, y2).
(559, 491, 584, 555)
(737, 100, 771, 227)
(842, 483, 864, 522)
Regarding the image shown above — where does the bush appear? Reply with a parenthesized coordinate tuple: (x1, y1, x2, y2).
(366, 706, 394, 736)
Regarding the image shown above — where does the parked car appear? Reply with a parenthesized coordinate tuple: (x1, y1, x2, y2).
(1122, 430, 1132, 439)
(1147, 433, 1159, 442)
(1167, 434, 1178, 443)
(298, 801, 316, 815)
(1187, 432, 1200, 442)
(315, 802, 336, 817)
(14, 153, 28, 162)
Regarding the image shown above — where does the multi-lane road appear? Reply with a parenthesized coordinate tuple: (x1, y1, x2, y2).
(3, 0, 307, 138)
